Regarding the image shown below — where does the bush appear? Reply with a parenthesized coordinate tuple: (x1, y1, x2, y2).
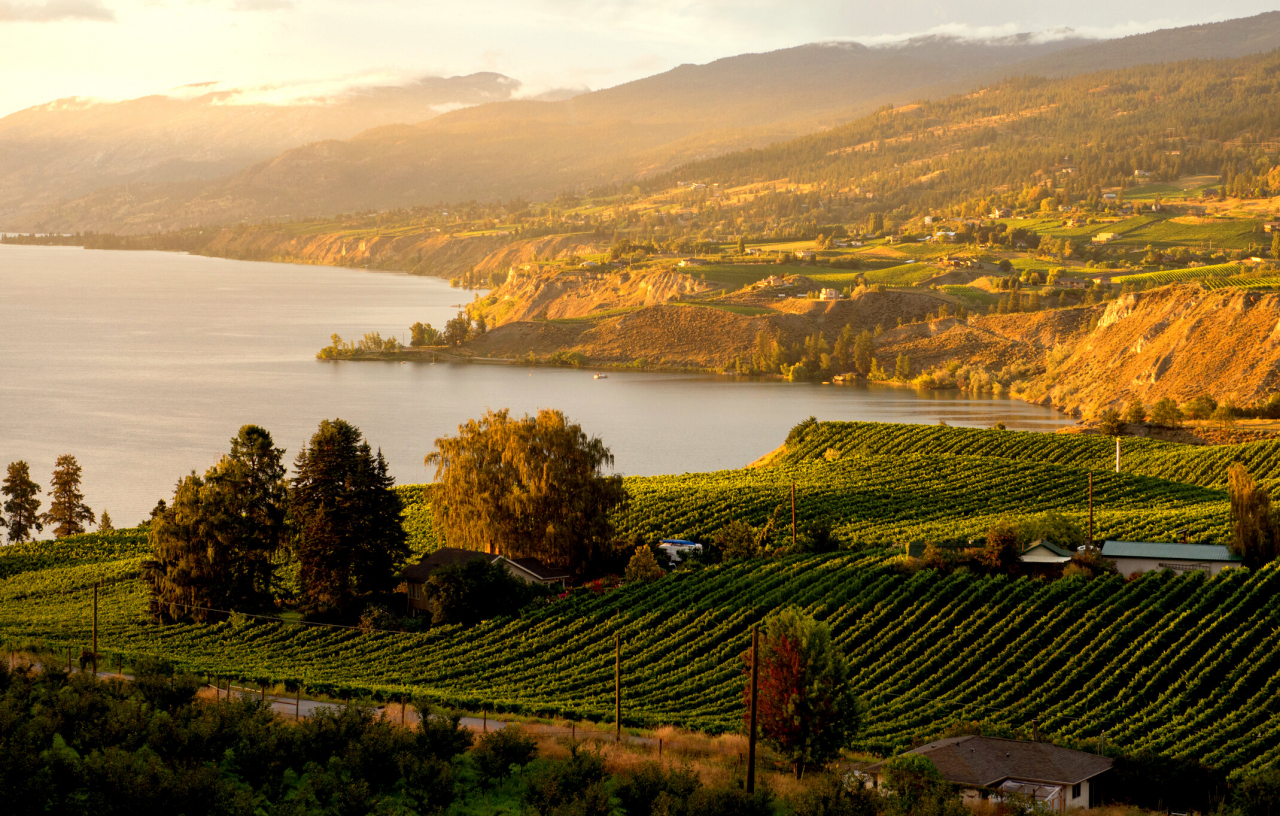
(687, 786, 774, 816)
(521, 744, 612, 816)
(791, 775, 883, 816)
(1125, 399, 1147, 425)
(472, 725, 538, 784)
(613, 761, 700, 815)
(625, 545, 664, 582)
(1018, 511, 1085, 550)
(426, 558, 537, 626)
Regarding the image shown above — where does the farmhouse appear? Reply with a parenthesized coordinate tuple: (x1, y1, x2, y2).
(819, 288, 841, 301)
(1092, 232, 1117, 244)
(400, 547, 569, 613)
(1101, 541, 1241, 576)
(1264, 221, 1280, 234)
(863, 736, 1112, 810)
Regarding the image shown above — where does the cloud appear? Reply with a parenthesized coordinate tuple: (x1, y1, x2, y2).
(231, 0, 292, 10)
(0, 0, 114, 20)
(844, 18, 1194, 47)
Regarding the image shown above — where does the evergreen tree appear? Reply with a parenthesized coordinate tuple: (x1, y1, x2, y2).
(894, 354, 912, 380)
(1272, 230, 1280, 261)
(291, 419, 407, 619)
(40, 455, 94, 538)
(144, 426, 289, 621)
(98, 511, 114, 533)
(2, 461, 42, 543)
(852, 329, 874, 376)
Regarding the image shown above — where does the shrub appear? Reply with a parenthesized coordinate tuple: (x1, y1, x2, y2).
(791, 775, 883, 816)
(1125, 399, 1148, 425)
(472, 725, 538, 784)
(1183, 395, 1218, 420)
(612, 761, 700, 815)
(687, 786, 775, 816)
(1097, 408, 1124, 436)
(521, 744, 611, 815)
(625, 545, 664, 582)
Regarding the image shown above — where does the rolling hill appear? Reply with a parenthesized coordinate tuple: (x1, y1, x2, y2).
(22, 11, 1280, 234)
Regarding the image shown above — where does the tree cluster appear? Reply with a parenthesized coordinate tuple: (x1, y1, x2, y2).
(1, 455, 99, 543)
(145, 420, 407, 623)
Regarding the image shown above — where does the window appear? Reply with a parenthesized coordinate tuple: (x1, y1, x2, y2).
(1072, 783, 1082, 800)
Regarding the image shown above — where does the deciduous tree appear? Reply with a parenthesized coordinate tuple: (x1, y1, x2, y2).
(1228, 463, 1278, 569)
(625, 545, 664, 582)
(41, 455, 94, 538)
(427, 409, 625, 575)
(291, 419, 407, 619)
(744, 607, 861, 778)
(1, 461, 42, 543)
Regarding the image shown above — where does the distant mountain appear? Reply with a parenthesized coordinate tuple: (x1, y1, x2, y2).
(18, 12, 1280, 234)
(0, 73, 532, 229)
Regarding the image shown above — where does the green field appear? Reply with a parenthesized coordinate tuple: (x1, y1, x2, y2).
(4, 423, 1278, 772)
(861, 263, 940, 286)
(1113, 263, 1245, 285)
(1199, 276, 1280, 291)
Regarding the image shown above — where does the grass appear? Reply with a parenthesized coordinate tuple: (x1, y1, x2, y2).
(675, 302, 774, 316)
(699, 263, 808, 289)
(940, 285, 999, 305)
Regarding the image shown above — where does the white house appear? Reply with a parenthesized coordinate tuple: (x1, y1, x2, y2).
(659, 539, 702, 563)
(863, 736, 1111, 811)
(1092, 232, 1117, 244)
(819, 288, 841, 301)
(1101, 541, 1242, 576)
(1020, 539, 1073, 564)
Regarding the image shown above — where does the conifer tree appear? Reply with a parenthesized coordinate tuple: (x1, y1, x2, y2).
(291, 419, 406, 619)
(144, 425, 289, 621)
(2, 461, 42, 543)
(41, 455, 94, 538)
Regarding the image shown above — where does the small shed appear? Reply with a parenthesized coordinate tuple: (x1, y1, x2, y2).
(863, 736, 1112, 811)
(1101, 541, 1241, 576)
(1020, 540, 1074, 564)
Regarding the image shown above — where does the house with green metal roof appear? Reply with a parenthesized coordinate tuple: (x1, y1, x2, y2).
(1101, 541, 1242, 577)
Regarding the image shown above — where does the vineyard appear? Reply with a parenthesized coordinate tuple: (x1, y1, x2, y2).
(2, 422, 1277, 773)
(1113, 262, 1244, 286)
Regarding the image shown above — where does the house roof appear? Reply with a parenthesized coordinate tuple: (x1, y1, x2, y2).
(864, 736, 1112, 788)
(1101, 541, 1241, 562)
(401, 547, 494, 582)
(1024, 539, 1073, 558)
(501, 556, 570, 582)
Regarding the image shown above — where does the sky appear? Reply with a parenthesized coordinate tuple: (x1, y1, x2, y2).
(1, 0, 1278, 118)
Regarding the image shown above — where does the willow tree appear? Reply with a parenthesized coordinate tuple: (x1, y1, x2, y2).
(1229, 462, 1278, 569)
(427, 409, 626, 574)
(41, 455, 94, 538)
(144, 425, 289, 621)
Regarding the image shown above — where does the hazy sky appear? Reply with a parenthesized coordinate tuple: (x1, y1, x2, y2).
(1, 0, 1277, 117)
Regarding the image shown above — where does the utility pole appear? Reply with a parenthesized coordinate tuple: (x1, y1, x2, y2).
(1115, 437, 1120, 473)
(747, 624, 760, 794)
(92, 581, 99, 675)
(1088, 473, 1095, 547)
(791, 481, 797, 549)
(615, 633, 622, 743)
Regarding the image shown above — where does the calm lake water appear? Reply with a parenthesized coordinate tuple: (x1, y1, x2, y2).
(0, 245, 1073, 524)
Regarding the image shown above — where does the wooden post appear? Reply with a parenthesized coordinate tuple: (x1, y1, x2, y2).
(1088, 473, 1094, 547)
(67, 645, 72, 671)
(92, 582, 99, 675)
(1032, 719, 1040, 742)
(571, 722, 575, 741)
(747, 624, 760, 794)
(261, 682, 266, 702)
(400, 695, 405, 726)
(483, 710, 487, 732)
(791, 481, 797, 548)
(1115, 437, 1121, 473)
(659, 738, 663, 758)
(296, 687, 302, 720)
(615, 633, 622, 743)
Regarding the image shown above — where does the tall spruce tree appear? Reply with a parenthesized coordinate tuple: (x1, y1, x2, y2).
(40, 455, 94, 538)
(144, 426, 289, 621)
(290, 419, 406, 619)
(2, 461, 43, 543)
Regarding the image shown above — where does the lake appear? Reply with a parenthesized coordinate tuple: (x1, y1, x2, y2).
(0, 245, 1073, 525)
